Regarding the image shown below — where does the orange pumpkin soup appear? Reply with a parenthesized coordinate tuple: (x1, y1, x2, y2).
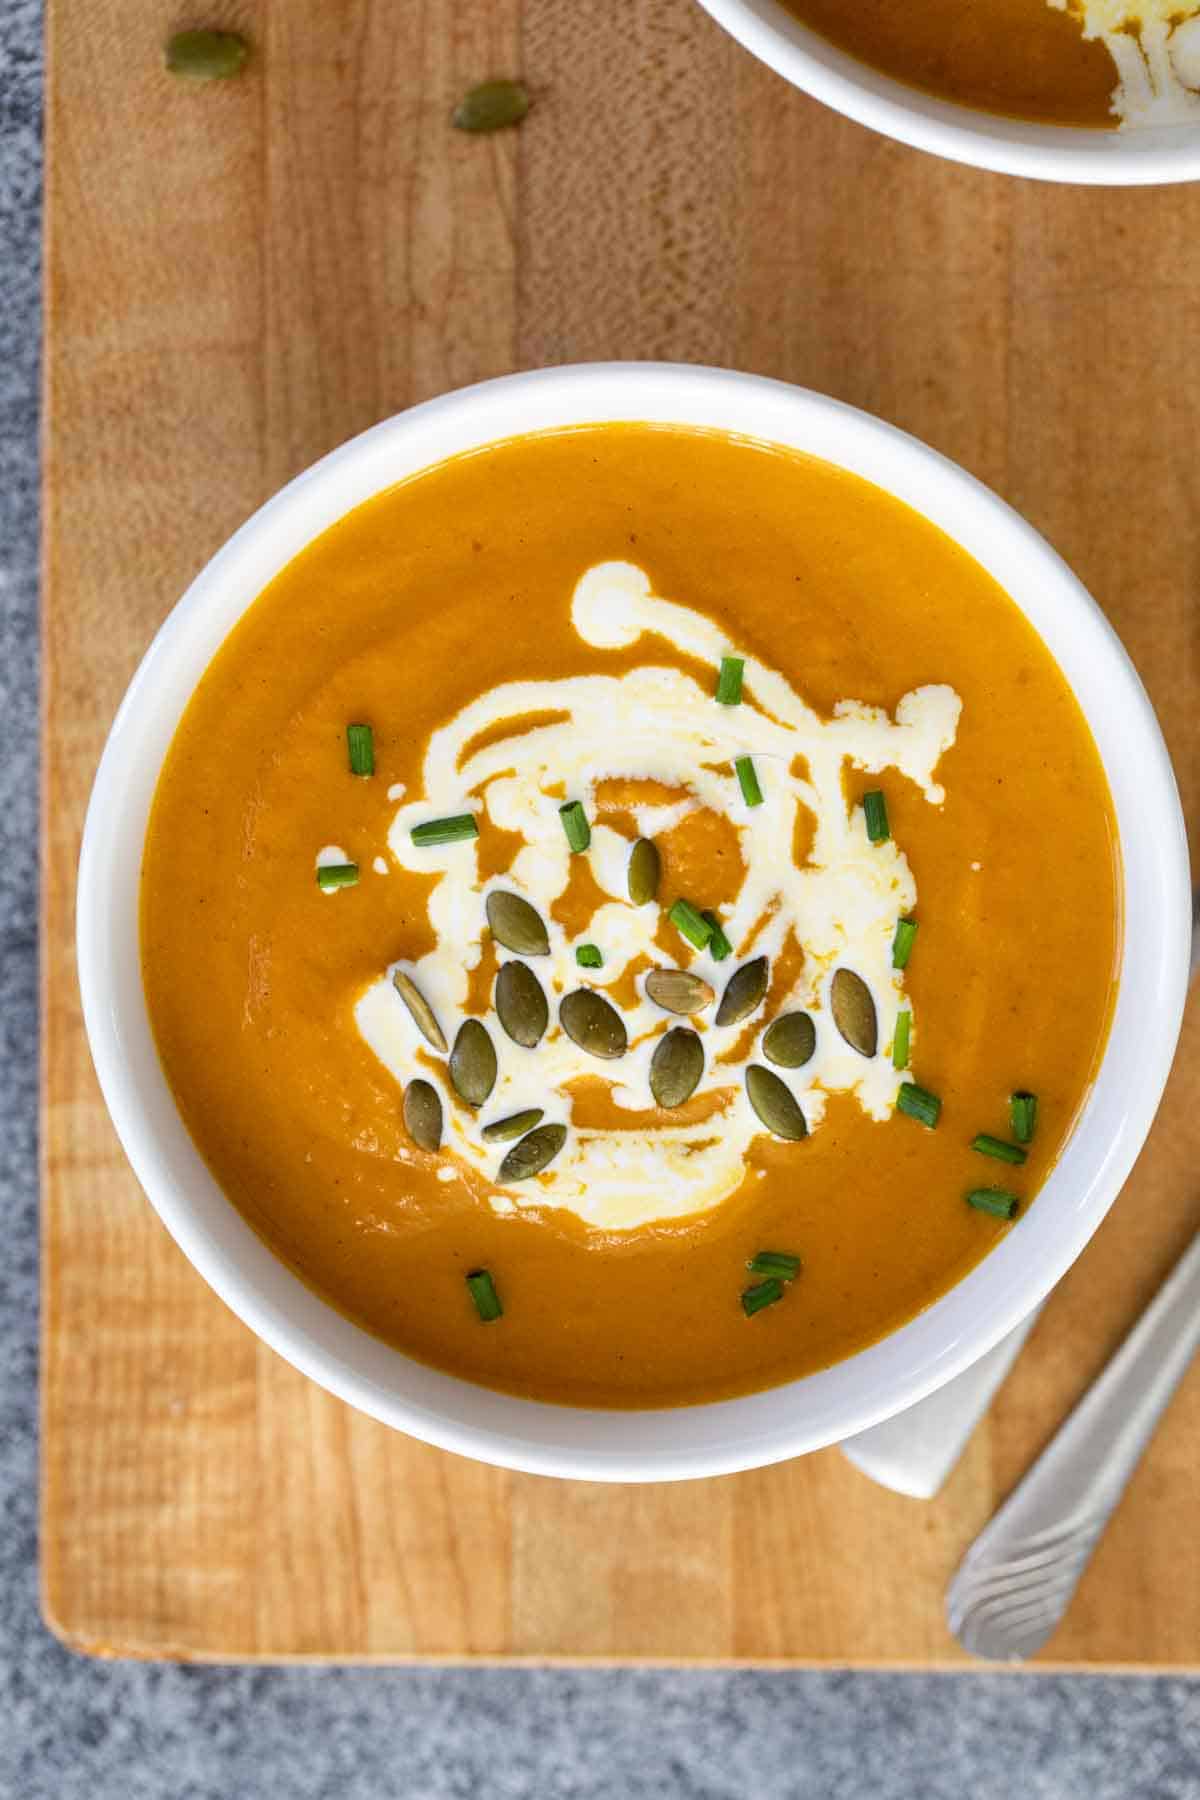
(140, 424, 1118, 1408)
(774, 0, 1200, 130)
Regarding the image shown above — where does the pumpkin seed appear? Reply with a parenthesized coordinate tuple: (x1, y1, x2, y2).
(745, 1065, 808, 1141)
(403, 1079, 442, 1152)
(650, 1028, 705, 1109)
(481, 1107, 545, 1143)
(486, 889, 549, 957)
(559, 988, 628, 1060)
(449, 1018, 497, 1107)
(762, 1011, 816, 1069)
(393, 969, 448, 1053)
(499, 1121, 568, 1181)
(453, 79, 530, 133)
(831, 968, 877, 1058)
(627, 837, 661, 906)
(495, 960, 549, 1048)
(644, 968, 714, 1015)
(165, 28, 249, 80)
(715, 955, 769, 1027)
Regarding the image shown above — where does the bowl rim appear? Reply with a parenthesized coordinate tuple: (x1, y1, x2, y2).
(694, 0, 1200, 185)
(76, 362, 1193, 1481)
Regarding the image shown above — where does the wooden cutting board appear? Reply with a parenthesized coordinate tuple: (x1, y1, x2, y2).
(41, 0, 1200, 1665)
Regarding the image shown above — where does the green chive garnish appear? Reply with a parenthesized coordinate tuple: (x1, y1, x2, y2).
(863, 790, 889, 844)
(967, 1188, 1020, 1221)
(411, 814, 479, 846)
(892, 1009, 911, 1071)
(742, 1277, 784, 1316)
(576, 944, 602, 969)
(747, 1250, 800, 1281)
(316, 862, 359, 890)
(559, 800, 591, 853)
(716, 656, 744, 705)
(669, 898, 713, 952)
(735, 755, 763, 807)
(703, 911, 732, 962)
(466, 1268, 503, 1322)
(972, 1133, 1027, 1166)
(346, 722, 374, 777)
(892, 917, 918, 969)
(1011, 1091, 1038, 1144)
(897, 1081, 940, 1128)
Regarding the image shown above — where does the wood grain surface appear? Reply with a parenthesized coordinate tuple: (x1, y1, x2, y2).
(42, 0, 1200, 1664)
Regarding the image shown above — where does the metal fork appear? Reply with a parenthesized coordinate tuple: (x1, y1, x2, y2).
(946, 1225, 1200, 1660)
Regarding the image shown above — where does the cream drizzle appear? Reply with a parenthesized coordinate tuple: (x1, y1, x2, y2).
(355, 562, 961, 1231)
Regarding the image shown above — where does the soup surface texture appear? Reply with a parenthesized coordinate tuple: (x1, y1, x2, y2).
(141, 424, 1118, 1409)
(773, 0, 1200, 129)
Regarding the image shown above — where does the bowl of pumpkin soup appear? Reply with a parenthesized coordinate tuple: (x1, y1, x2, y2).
(694, 0, 1200, 182)
(77, 364, 1191, 1480)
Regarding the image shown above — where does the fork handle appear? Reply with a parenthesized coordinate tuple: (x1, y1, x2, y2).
(946, 1227, 1200, 1660)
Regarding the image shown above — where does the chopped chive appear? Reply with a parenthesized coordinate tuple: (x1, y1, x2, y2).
(316, 862, 359, 890)
(892, 916, 918, 970)
(892, 1008, 911, 1071)
(346, 722, 374, 777)
(735, 754, 763, 808)
(747, 1250, 801, 1281)
(967, 1188, 1020, 1221)
(863, 790, 889, 844)
(576, 944, 603, 969)
(1011, 1091, 1038, 1144)
(896, 1081, 941, 1128)
(972, 1133, 1027, 1166)
(716, 656, 744, 705)
(742, 1277, 784, 1316)
(465, 1268, 503, 1322)
(669, 898, 714, 952)
(411, 813, 479, 846)
(559, 799, 591, 853)
(703, 910, 733, 962)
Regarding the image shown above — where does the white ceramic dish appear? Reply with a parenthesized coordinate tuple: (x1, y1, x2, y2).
(77, 363, 1192, 1481)
(695, 0, 1200, 184)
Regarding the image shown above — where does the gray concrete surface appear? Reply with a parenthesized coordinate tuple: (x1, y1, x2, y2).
(2, 5, 1198, 1794)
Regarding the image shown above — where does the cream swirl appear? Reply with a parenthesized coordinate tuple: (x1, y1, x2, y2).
(355, 562, 961, 1231)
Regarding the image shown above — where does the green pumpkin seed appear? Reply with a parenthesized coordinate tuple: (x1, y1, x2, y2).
(481, 1107, 545, 1143)
(762, 1011, 816, 1069)
(745, 1065, 808, 1141)
(485, 889, 549, 957)
(165, 29, 250, 80)
(499, 1121, 568, 1181)
(559, 988, 628, 1060)
(453, 79, 530, 133)
(644, 968, 714, 1015)
(831, 968, 877, 1058)
(495, 960, 549, 1048)
(393, 969, 448, 1053)
(650, 1028, 705, 1109)
(715, 955, 769, 1027)
(627, 837, 661, 906)
(403, 1079, 443, 1152)
(449, 1018, 497, 1107)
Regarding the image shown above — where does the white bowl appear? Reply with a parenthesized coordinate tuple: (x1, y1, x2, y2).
(77, 364, 1192, 1481)
(695, 0, 1200, 183)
